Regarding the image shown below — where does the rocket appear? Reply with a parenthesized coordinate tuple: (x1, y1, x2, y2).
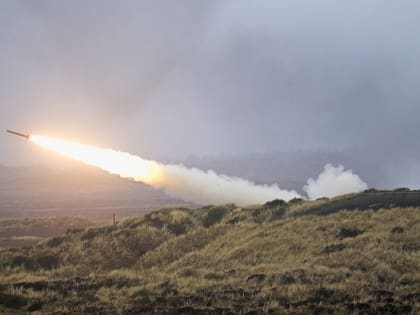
(6, 130, 30, 140)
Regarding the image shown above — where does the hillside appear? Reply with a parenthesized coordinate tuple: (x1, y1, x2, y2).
(0, 191, 419, 314)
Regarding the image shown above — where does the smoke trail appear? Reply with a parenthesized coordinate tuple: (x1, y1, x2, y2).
(30, 135, 301, 205)
(152, 164, 301, 205)
(303, 164, 368, 200)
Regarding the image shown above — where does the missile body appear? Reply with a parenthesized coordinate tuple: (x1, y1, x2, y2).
(6, 130, 30, 140)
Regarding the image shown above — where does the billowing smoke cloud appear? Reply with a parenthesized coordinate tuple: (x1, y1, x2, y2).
(303, 164, 368, 200)
(155, 164, 301, 205)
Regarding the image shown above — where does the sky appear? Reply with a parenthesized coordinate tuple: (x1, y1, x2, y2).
(1, 1, 420, 187)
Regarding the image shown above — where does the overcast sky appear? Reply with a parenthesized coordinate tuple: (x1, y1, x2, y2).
(1, 1, 420, 185)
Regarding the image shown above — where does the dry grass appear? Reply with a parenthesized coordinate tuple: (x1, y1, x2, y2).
(0, 195, 419, 314)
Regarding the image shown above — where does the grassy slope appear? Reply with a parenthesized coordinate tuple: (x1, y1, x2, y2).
(0, 193, 419, 314)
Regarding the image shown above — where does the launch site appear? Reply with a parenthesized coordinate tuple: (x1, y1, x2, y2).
(0, 1, 419, 314)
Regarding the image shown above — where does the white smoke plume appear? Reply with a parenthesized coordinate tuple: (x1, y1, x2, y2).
(30, 135, 302, 206)
(30, 136, 372, 205)
(303, 164, 368, 200)
(154, 164, 302, 205)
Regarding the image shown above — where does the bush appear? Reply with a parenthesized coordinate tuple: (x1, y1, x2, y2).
(337, 228, 364, 239)
(81, 228, 101, 241)
(270, 208, 286, 221)
(166, 219, 192, 236)
(35, 254, 59, 270)
(391, 226, 404, 234)
(0, 293, 27, 309)
(251, 207, 264, 218)
(10, 255, 35, 270)
(46, 236, 65, 247)
(203, 208, 226, 228)
(279, 273, 296, 285)
(322, 244, 346, 254)
(264, 199, 287, 208)
(148, 217, 165, 229)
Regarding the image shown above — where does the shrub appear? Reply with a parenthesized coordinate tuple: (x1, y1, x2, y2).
(251, 207, 264, 218)
(264, 199, 287, 208)
(322, 244, 346, 254)
(148, 217, 165, 229)
(391, 226, 404, 234)
(46, 236, 65, 247)
(270, 208, 286, 221)
(227, 216, 241, 225)
(337, 228, 364, 239)
(81, 228, 101, 241)
(0, 293, 27, 309)
(10, 255, 35, 270)
(27, 301, 43, 311)
(178, 268, 198, 277)
(203, 208, 226, 228)
(166, 219, 192, 236)
(279, 273, 296, 285)
(35, 254, 59, 270)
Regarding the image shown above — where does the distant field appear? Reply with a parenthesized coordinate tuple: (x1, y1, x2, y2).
(0, 164, 195, 222)
(0, 217, 93, 248)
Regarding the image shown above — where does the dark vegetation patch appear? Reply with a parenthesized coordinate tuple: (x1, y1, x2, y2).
(279, 272, 296, 285)
(0, 292, 28, 309)
(391, 226, 405, 234)
(45, 236, 65, 247)
(263, 199, 286, 208)
(322, 243, 346, 254)
(246, 274, 267, 283)
(166, 218, 192, 235)
(336, 227, 364, 239)
(8, 253, 59, 271)
(202, 207, 227, 227)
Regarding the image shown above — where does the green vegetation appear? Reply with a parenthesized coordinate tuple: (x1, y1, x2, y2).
(0, 192, 419, 314)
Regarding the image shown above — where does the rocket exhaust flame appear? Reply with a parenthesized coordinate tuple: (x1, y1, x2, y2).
(29, 135, 302, 205)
